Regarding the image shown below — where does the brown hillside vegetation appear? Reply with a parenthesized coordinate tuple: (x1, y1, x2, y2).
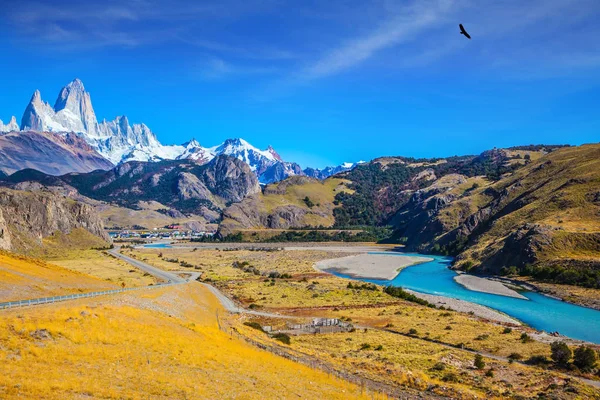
(454, 144, 600, 272)
(220, 177, 351, 234)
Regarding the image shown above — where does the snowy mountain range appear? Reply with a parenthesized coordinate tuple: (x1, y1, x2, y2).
(3, 79, 363, 183)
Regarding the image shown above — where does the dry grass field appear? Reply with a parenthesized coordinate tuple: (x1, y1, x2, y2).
(0, 283, 379, 399)
(0, 250, 116, 302)
(50, 249, 157, 288)
(129, 245, 600, 399)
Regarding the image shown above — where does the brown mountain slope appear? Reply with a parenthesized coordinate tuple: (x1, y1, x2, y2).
(0, 131, 113, 175)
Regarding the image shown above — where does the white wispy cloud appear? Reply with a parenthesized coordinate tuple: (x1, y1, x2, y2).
(299, 0, 456, 81)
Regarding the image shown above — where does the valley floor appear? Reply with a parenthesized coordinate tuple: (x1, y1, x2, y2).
(2, 244, 600, 399)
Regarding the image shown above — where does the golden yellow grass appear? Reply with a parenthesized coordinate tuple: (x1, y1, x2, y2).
(50, 249, 157, 288)
(0, 250, 116, 302)
(233, 314, 595, 400)
(11, 227, 110, 258)
(0, 283, 374, 400)
(130, 247, 553, 357)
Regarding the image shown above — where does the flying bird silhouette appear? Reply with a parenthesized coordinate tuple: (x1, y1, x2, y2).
(459, 24, 471, 39)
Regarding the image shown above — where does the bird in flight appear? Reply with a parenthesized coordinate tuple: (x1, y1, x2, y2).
(459, 24, 471, 39)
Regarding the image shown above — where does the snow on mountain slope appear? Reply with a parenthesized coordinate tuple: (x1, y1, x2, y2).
(12, 79, 365, 183)
(208, 138, 276, 171)
(20, 79, 183, 164)
(0, 116, 19, 133)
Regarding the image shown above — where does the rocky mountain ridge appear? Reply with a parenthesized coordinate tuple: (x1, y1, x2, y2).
(3, 79, 360, 183)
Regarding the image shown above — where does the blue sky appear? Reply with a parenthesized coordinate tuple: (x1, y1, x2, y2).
(0, 0, 599, 168)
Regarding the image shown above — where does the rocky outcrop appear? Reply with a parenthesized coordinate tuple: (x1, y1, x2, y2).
(0, 187, 110, 252)
(201, 156, 260, 203)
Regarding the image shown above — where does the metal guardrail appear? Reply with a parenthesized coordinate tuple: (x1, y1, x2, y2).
(0, 282, 181, 310)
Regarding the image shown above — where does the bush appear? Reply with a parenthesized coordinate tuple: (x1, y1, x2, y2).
(475, 334, 490, 341)
(243, 321, 263, 331)
(550, 341, 572, 366)
(485, 369, 494, 377)
(526, 355, 550, 366)
(573, 346, 597, 372)
(520, 333, 532, 343)
(303, 196, 315, 208)
(374, 345, 383, 351)
(360, 343, 371, 350)
(431, 362, 446, 372)
(384, 286, 431, 306)
(502, 327, 513, 334)
(508, 353, 523, 361)
(442, 372, 460, 383)
(474, 354, 485, 369)
(272, 333, 291, 345)
(408, 328, 418, 335)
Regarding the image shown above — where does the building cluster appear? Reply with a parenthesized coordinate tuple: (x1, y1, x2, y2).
(110, 230, 215, 240)
(265, 318, 354, 336)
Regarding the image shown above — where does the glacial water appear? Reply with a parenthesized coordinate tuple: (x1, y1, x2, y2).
(332, 252, 600, 344)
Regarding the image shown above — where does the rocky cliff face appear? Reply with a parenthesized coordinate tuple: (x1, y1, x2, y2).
(200, 155, 261, 202)
(0, 187, 110, 253)
(3, 155, 260, 216)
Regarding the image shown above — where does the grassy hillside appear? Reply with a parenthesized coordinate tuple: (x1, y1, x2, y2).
(219, 177, 352, 234)
(0, 284, 373, 399)
(386, 144, 600, 287)
(0, 250, 117, 302)
(456, 144, 600, 281)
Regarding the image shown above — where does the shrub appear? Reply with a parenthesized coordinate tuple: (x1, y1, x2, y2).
(360, 343, 371, 350)
(408, 328, 418, 335)
(272, 333, 291, 345)
(475, 334, 490, 341)
(520, 333, 532, 343)
(243, 321, 263, 332)
(384, 286, 431, 306)
(431, 362, 446, 371)
(485, 369, 494, 377)
(442, 372, 459, 383)
(374, 345, 383, 351)
(508, 353, 523, 361)
(445, 325, 452, 330)
(502, 327, 513, 334)
(550, 341, 572, 366)
(526, 355, 550, 366)
(474, 354, 485, 369)
(573, 346, 597, 372)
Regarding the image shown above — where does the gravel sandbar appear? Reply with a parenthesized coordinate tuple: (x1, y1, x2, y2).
(454, 274, 528, 300)
(315, 253, 433, 280)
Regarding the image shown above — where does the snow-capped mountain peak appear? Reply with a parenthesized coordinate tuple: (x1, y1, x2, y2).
(13, 79, 367, 184)
(208, 138, 276, 171)
(0, 116, 19, 133)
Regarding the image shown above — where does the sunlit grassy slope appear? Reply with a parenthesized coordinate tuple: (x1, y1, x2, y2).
(0, 284, 373, 399)
(457, 144, 600, 269)
(220, 177, 352, 232)
(50, 249, 157, 288)
(0, 250, 116, 302)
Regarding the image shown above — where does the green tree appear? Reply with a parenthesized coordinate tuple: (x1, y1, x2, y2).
(550, 341, 572, 366)
(474, 354, 485, 370)
(573, 346, 597, 371)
